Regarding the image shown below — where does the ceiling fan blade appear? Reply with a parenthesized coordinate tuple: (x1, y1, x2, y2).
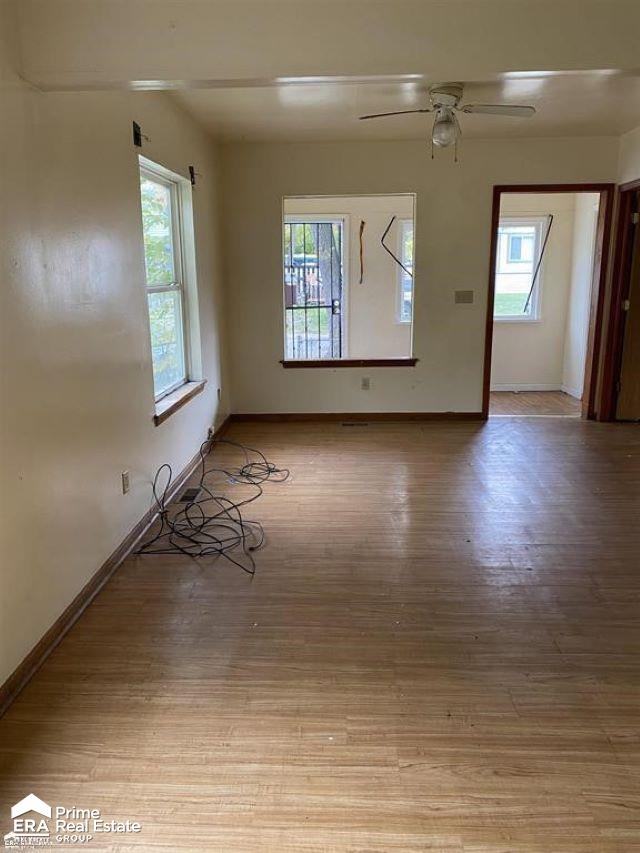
(358, 109, 432, 120)
(461, 104, 536, 117)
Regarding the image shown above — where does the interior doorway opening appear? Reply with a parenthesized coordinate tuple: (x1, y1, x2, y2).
(484, 185, 614, 419)
(603, 179, 640, 422)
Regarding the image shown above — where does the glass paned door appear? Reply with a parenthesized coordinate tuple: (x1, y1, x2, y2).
(284, 220, 344, 359)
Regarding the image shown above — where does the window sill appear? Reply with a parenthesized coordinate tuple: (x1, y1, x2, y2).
(280, 358, 418, 369)
(494, 317, 541, 324)
(154, 380, 206, 426)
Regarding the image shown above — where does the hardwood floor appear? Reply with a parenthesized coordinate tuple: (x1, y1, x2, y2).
(490, 390, 582, 417)
(1, 419, 639, 851)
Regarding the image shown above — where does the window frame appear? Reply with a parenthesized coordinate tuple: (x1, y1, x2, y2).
(139, 157, 193, 402)
(396, 218, 414, 324)
(494, 215, 547, 324)
(282, 213, 349, 360)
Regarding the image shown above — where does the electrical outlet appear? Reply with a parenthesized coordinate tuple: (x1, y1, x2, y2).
(361, 377, 371, 391)
(121, 471, 130, 494)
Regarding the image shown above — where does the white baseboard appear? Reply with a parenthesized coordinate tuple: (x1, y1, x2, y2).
(491, 383, 561, 392)
(561, 384, 583, 400)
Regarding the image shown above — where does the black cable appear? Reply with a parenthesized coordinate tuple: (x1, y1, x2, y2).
(381, 216, 413, 279)
(136, 438, 289, 576)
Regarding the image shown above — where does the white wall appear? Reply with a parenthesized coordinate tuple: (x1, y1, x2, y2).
(562, 193, 600, 398)
(283, 196, 413, 359)
(618, 125, 640, 184)
(0, 4, 229, 684)
(490, 193, 575, 390)
(221, 139, 618, 414)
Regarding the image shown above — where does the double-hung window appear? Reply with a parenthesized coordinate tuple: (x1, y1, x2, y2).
(397, 219, 414, 323)
(139, 160, 190, 399)
(494, 216, 547, 321)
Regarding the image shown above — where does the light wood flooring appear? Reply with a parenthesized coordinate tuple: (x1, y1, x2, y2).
(1, 419, 639, 851)
(490, 390, 582, 417)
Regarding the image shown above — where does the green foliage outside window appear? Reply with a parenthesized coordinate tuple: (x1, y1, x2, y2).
(140, 174, 185, 396)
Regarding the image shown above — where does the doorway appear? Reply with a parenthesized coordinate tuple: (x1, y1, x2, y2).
(483, 184, 614, 419)
(602, 180, 640, 422)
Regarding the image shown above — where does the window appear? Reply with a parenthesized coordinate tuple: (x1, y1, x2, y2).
(507, 232, 535, 263)
(494, 217, 546, 321)
(283, 216, 345, 359)
(397, 219, 414, 323)
(139, 160, 194, 400)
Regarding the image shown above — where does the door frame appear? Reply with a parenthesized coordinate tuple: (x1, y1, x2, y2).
(599, 178, 640, 421)
(482, 183, 615, 420)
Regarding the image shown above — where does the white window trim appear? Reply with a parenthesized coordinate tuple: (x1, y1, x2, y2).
(494, 215, 547, 324)
(396, 218, 413, 324)
(139, 156, 202, 402)
(282, 213, 349, 359)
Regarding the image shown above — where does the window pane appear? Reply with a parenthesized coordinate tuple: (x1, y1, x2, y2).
(147, 290, 185, 396)
(400, 221, 414, 322)
(140, 176, 177, 285)
(285, 307, 333, 358)
(495, 223, 538, 317)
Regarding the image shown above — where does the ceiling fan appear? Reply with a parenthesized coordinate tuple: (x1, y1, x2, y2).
(359, 83, 536, 156)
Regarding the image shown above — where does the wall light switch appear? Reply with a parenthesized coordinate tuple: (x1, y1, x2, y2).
(455, 290, 474, 304)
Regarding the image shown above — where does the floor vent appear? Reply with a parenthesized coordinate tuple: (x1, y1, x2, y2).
(179, 487, 201, 503)
(341, 422, 369, 427)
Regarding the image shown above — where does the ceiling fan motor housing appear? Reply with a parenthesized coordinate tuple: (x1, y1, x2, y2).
(429, 82, 464, 108)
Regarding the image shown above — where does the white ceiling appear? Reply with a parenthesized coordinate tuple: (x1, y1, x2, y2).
(17, 1, 640, 90)
(13, 0, 640, 143)
(173, 73, 640, 142)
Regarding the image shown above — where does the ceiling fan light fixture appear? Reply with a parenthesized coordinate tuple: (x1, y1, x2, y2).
(431, 110, 458, 147)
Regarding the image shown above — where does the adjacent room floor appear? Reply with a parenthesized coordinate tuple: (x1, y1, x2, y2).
(1, 419, 639, 851)
(490, 390, 582, 417)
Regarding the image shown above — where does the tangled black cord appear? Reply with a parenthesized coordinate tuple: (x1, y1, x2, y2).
(136, 437, 289, 575)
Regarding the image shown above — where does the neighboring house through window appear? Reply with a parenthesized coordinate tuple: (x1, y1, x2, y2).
(494, 216, 547, 321)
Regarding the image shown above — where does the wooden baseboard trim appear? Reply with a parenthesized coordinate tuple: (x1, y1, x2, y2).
(0, 414, 232, 718)
(214, 413, 233, 438)
(230, 412, 484, 423)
